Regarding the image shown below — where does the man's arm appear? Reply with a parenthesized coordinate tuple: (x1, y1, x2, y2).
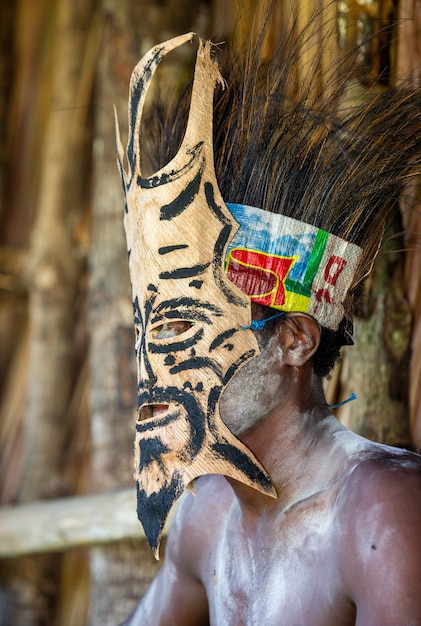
(339, 455, 421, 625)
(122, 490, 210, 626)
(122, 558, 209, 626)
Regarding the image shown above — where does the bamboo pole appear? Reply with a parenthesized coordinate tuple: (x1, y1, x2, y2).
(3, 2, 96, 622)
(397, 0, 421, 450)
(0, 490, 180, 558)
(19, 0, 95, 503)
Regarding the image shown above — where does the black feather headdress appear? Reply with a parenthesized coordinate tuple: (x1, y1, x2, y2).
(149, 20, 421, 324)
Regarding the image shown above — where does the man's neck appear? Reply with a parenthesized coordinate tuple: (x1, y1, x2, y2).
(225, 367, 364, 514)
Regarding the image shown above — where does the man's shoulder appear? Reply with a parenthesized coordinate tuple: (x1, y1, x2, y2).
(335, 444, 421, 618)
(335, 443, 421, 561)
(340, 443, 421, 506)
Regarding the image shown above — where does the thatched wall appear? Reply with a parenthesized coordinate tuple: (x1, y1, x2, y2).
(0, 1, 420, 624)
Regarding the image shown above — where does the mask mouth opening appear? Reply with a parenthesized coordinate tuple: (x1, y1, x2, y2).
(138, 404, 170, 422)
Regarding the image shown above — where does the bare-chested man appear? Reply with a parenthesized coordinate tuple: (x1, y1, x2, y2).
(115, 29, 421, 626)
(125, 308, 421, 625)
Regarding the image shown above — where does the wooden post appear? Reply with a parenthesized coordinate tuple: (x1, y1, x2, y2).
(396, 0, 421, 450)
(88, 2, 162, 622)
(9, 1, 96, 624)
(337, 219, 413, 447)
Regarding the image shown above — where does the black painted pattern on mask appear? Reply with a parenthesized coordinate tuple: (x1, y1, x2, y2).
(148, 327, 205, 354)
(204, 181, 248, 308)
(136, 473, 183, 555)
(169, 356, 223, 378)
(152, 297, 223, 324)
(209, 328, 237, 351)
(133, 295, 157, 387)
(159, 244, 189, 255)
(160, 159, 205, 221)
(222, 349, 257, 385)
(159, 262, 211, 280)
(137, 142, 203, 189)
(127, 46, 165, 177)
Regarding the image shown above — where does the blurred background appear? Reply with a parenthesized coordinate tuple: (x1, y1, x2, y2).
(0, 0, 420, 624)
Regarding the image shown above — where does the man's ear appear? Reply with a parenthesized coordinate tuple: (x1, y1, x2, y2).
(280, 313, 321, 367)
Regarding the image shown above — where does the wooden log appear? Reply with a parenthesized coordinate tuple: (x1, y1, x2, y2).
(0, 489, 180, 558)
(88, 1, 155, 622)
(397, 0, 421, 452)
(8, 1, 96, 621)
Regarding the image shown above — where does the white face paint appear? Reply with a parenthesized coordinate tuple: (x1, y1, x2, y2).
(219, 334, 286, 436)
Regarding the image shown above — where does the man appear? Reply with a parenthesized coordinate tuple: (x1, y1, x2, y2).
(116, 29, 421, 625)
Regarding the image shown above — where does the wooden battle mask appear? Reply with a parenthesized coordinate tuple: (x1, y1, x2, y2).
(115, 34, 276, 558)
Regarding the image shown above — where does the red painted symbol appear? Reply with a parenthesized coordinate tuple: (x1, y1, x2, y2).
(313, 256, 347, 314)
(315, 289, 332, 303)
(324, 255, 347, 286)
(227, 249, 295, 307)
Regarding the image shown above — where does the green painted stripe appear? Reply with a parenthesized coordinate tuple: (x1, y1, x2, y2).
(302, 229, 329, 290)
(285, 278, 310, 297)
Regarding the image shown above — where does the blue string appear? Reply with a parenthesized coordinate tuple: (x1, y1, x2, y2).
(240, 312, 286, 331)
(328, 392, 357, 409)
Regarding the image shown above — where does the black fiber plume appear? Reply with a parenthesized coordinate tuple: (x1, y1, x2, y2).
(147, 11, 421, 317)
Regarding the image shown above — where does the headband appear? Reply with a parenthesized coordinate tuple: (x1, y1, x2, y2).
(226, 203, 362, 330)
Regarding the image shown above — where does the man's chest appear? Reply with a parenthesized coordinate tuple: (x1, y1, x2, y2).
(200, 499, 355, 625)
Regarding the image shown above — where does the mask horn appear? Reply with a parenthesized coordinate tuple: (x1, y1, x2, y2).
(176, 38, 225, 174)
(115, 32, 195, 185)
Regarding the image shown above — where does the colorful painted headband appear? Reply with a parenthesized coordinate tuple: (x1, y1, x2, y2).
(225, 203, 363, 330)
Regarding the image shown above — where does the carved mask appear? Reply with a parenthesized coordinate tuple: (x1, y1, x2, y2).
(115, 34, 275, 558)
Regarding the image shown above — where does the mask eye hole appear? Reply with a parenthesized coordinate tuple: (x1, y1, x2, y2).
(150, 320, 194, 340)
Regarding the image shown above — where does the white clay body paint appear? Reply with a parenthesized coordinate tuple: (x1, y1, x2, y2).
(219, 335, 285, 436)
